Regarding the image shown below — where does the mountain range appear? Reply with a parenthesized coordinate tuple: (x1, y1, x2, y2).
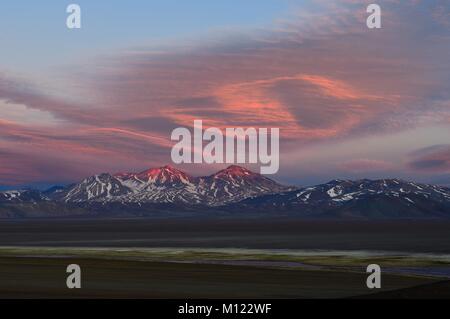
(1, 165, 450, 219)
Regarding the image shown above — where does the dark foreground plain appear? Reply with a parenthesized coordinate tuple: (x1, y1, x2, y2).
(1, 218, 450, 298)
(0, 256, 438, 298)
(1, 218, 450, 252)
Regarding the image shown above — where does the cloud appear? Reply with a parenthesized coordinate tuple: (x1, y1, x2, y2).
(432, 1, 450, 27)
(338, 158, 394, 173)
(409, 144, 450, 172)
(0, 0, 449, 184)
(82, 1, 449, 142)
(0, 99, 63, 126)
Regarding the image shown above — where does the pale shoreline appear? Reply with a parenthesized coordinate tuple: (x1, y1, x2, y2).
(1, 246, 449, 279)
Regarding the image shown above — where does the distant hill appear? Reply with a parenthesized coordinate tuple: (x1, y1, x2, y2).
(1, 166, 450, 219)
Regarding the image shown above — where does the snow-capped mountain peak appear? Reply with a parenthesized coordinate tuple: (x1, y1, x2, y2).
(52, 165, 290, 206)
(134, 165, 194, 185)
(0, 189, 49, 203)
(213, 165, 254, 177)
(235, 178, 450, 218)
(2, 174, 450, 219)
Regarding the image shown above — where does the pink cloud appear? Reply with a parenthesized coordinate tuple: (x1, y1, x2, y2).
(338, 159, 394, 173)
(0, 0, 449, 184)
(409, 145, 450, 173)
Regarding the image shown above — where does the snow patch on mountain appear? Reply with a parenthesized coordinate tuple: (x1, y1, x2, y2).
(56, 165, 293, 206)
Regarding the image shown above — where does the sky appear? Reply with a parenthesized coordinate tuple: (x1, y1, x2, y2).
(0, 0, 450, 188)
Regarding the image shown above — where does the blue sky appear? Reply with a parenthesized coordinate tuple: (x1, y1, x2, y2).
(0, 0, 296, 71)
(0, 0, 450, 187)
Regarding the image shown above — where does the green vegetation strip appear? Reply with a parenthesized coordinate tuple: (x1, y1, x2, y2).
(0, 246, 449, 268)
